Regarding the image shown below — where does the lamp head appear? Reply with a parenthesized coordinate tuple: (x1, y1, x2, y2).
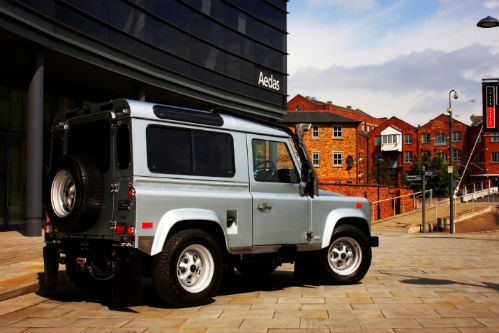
(453, 92, 458, 100)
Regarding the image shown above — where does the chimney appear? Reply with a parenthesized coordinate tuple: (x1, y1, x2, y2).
(327, 101, 332, 104)
(346, 105, 352, 109)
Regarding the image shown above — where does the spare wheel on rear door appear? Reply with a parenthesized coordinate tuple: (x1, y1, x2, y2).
(46, 155, 104, 233)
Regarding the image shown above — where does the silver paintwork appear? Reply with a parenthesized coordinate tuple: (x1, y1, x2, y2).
(51, 99, 373, 257)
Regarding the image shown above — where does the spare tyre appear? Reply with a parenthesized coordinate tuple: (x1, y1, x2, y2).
(46, 155, 104, 233)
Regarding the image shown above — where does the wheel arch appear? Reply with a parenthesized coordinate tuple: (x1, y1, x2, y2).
(150, 208, 228, 256)
(321, 209, 371, 249)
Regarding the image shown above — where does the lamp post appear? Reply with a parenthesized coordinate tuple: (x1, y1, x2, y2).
(448, 90, 458, 234)
(376, 158, 384, 220)
(477, 16, 499, 28)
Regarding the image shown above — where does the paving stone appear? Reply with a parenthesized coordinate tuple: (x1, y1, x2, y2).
(181, 317, 243, 329)
(121, 318, 185, 328)
(240, 317, 300, 329)
(416, 317, 485, 328)
(70, 318, 132, 328)
(300, 318, 361, 330)
(382, 308, 441, 319)
(476, 316, 499, 327)
(358, 318, 422, 329)
(9, 317, 78, 328)
(218, 309, 274, 320)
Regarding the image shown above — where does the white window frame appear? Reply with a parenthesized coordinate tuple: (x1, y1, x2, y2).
(404, 134, 412, 144)
(452, 131, 461, 142)
(452, 149, 462, 162)
(434, 133, 447, 146)
(404, 151, 412, 163)
(333, 152, 343, 167)
(312, 152, 320, 166)
(422, 133, 431, 144)
(333, 125, 343, 138)
(312, 125, 319, 138)
(492, 152, 499, 163)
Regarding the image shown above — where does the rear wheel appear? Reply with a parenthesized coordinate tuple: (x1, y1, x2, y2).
(319, 225, 372, 284)
(152, 229, 223, 307)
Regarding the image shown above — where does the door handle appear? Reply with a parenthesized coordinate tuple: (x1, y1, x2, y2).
(257, 203, 272, 212)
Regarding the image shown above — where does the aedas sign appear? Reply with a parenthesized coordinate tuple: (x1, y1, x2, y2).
(257, 71, 280, 91)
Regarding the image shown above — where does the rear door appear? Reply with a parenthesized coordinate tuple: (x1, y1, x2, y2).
(248, 135, 310, 245)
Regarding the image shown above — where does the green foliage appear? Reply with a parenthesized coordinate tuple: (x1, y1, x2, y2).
(402, 154, 460, 197)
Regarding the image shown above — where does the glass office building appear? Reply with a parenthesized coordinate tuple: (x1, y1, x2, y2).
(0, 0, 288, 232)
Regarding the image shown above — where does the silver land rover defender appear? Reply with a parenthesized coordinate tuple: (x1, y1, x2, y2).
(43, 99, 378, 307)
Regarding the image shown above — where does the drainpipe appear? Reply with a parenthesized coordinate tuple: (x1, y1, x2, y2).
(26, 49, 44, 236)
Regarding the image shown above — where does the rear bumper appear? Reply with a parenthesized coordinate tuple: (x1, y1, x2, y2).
(370, 236, 379, 247)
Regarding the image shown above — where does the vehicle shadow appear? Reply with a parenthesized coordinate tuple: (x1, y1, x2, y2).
(36, 269, 319, 310)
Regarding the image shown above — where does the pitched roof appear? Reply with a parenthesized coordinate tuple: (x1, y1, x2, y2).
(279, 111, 360, 124)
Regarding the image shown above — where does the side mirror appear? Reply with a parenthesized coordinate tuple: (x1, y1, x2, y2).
(295, 123, 312, 139)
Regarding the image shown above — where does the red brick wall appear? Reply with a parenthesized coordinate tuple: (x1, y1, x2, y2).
(319, 183, 416, 220)
(283, 123, 360, 183)
(419, 114, 468, 167)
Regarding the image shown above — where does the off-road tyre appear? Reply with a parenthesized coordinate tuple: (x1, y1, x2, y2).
(152, 229, 223, 307)
(319, 224, 372, 284)
(46, 155, 104, 233)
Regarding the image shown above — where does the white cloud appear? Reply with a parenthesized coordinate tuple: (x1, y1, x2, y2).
(306, 0, 380, 11)
(287, 0, 499, 125)
(485, 0, 499, 9)
(288, 44, 498, 126)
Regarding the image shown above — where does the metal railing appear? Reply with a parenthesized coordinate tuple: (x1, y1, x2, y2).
(371, 189, 433, 221)
(371, 185, 498, 225)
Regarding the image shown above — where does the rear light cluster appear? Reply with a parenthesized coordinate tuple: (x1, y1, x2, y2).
(116, 225, 135, 235)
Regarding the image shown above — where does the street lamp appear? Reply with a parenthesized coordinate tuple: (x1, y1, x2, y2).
(477, 16, 499, 28)
(447, 89, 458, 234)
(376, 158, 384, 220)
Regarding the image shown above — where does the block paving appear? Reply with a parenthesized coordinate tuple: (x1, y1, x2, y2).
(0, 225, 498, 332)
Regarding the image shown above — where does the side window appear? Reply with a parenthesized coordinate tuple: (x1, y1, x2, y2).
(252, 139, 300, 183)
(146, 126, 235, 177)
(116, 124, 130, 169)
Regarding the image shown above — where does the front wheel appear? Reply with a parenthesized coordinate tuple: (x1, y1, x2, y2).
(320, 225, 372, 284)
(152, 229, 223, 307)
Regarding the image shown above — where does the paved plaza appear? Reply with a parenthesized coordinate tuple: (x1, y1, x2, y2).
(0, 228, 498, 332)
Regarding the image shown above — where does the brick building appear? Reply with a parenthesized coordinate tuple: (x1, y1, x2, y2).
(285, 94, 384, 184)
(418, 114, 469, 171)
(280, 112, 361, 184)
(370, 117, 418, 186)
(287, 95, 385, 131)
(466, 115, 499, 191)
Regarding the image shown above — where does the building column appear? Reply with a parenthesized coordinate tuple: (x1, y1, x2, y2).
(25, 50, 44, 236)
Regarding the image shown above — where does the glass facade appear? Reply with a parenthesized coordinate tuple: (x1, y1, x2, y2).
(0, 0, 287, 229)
(16, 0, 287, 108)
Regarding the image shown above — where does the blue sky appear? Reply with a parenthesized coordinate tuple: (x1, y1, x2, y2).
(287, 0, 499, 126)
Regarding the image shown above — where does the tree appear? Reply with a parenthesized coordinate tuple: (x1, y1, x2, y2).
(403, 154, 460, 197)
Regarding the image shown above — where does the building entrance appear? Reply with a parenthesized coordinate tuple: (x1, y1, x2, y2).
(0, 131, 25, 230)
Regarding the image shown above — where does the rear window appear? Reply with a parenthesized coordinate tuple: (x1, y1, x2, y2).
(67, 120, 110, 171)
(146, 126, 235, 177)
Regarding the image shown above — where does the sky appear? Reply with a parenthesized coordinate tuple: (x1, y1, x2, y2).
(287, 0, 499, 127)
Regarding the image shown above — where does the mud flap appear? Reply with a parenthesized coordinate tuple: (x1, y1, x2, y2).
(43, 245, 60, 290)
(112, 250, 142, 305)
